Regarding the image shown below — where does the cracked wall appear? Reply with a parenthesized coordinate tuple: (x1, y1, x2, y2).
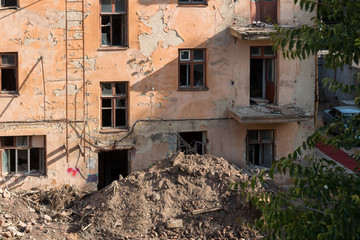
(0, 0, 315, 189)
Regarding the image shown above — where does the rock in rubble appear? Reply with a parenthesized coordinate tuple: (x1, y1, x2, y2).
(166, 219, 183, 229)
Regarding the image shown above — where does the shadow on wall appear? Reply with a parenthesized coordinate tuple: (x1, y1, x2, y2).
(129, 29, 234, 120)
(0, 57, 45, 119)
(0, 0, 42, 21)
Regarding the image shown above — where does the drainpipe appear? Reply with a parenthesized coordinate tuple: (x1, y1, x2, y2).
(315, 54, 319, 126)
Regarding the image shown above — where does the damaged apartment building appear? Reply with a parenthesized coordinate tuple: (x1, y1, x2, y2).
(0, 0, 315, 189)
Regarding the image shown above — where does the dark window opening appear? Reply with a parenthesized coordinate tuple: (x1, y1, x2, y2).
(247, 130, 274, 168)
(178, 132, 206, 155)
(0, 53, 18, 93)
(1, 0, 17, 7)
(101, 82, 127, 128)
(100, 0, 127, 47)
(0, 136, 14, 147)
(250, 47, 276, 104)
(1, 136, 45, 175)
(98, 150, 128, 189)
(178, 49, 206, 90)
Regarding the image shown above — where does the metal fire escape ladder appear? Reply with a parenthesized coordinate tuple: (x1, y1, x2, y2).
(65, 0, 86, 163)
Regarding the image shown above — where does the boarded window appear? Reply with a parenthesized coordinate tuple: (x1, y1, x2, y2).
(100, 0, 127, 47)
(101, 82, 128, 128)
(0, 53, 18, 92)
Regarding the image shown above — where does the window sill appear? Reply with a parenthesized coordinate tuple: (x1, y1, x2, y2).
(99, 128, 129, 134)
(248, 164, 271, 171)
(2, 171, 45, 177)
(178, 87, 209, 91)
(0, 92, 19, 98)
(0, 6, 19, 10)
(98, 46, 128, 51)
(177, 3, 208, 7)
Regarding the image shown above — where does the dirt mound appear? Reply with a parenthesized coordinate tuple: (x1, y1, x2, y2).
(0, 185, 83, 239)
(77, 153, 264, 239)
(0, 153, 266, 239)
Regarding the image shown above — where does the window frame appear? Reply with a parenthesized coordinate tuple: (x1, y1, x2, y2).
(100, 82, 128, 129)
(178, 48, 207, 90)
(0, 0, 18, 8)
(247, 129, 275, 168)
(99, 0, 128, 48)
(0, 52, 18, 93)
(0, 136, 46, 176)
(250, 46, 277, 103)
(178, 0, 207, 5)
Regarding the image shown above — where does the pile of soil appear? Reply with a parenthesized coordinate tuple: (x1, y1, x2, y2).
(78, 153, 264, 239)
(0, 153, 266, 239)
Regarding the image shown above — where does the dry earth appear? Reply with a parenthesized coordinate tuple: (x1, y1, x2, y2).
(0, 153, 266, 240)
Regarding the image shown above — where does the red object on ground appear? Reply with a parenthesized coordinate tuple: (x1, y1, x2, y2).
(316, 141, 360, 172)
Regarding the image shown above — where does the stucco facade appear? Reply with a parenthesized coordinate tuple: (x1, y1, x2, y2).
(0, 0, 315, 189)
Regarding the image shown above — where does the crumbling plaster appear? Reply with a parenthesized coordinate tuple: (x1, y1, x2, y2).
(0, 0, 316, 189)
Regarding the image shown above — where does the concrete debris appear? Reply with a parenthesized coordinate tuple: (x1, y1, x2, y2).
(251, 21, 274, 28)
(229, 104, 313, 124)
(165, 219, 183, 229)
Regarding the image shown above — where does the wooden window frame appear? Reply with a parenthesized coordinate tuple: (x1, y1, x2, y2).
(250, 46, 276, 59)
(0, 136, 46, 176)
(247, 129, 275, 167)
(100, 82, 128, 129)
(178, 0, 207, 5)
(0, 53, 18, 93)
(178, 49, 207, 91)
(100, 0, 128, 48)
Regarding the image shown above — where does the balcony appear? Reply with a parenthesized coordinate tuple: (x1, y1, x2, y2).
(229, 104, 312, 124)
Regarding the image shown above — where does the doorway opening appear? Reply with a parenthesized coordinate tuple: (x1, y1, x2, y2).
(178, 131, 206, 155)
(98, 150, 128, 190)
(250, 46, 276, 104)
(250, 0, 277, 23)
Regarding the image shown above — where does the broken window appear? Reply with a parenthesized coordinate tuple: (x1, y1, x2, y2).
(250, 46, 276, 104)
(0, 53, 18, 93)
(1, 0, 17, 7)
(101, 82, 127, 128)
(250, 0, 277, 23)
(247, 130, 274, 168)
(178, 132, 206, 155)
(178, 0, 206, 4)
(0, 136, 45, 175)
(100, 0, 127, 47)
(179, 49, 206, 89)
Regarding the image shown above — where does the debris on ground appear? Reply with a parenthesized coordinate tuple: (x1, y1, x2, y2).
(0, 153, 272, 239)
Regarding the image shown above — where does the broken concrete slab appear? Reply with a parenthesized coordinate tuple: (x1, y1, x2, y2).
(229, 104, 312, 124)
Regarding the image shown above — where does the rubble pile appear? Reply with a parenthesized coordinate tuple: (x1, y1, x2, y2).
(0, 186, 82, 240)
(78, 153, 264, 239)
(0, 153, 267, 239)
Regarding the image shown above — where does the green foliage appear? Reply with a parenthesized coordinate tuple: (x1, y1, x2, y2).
(249, 131, 360, 239)
(245, 0, 360, 239)
(272, 0, 360, 70)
